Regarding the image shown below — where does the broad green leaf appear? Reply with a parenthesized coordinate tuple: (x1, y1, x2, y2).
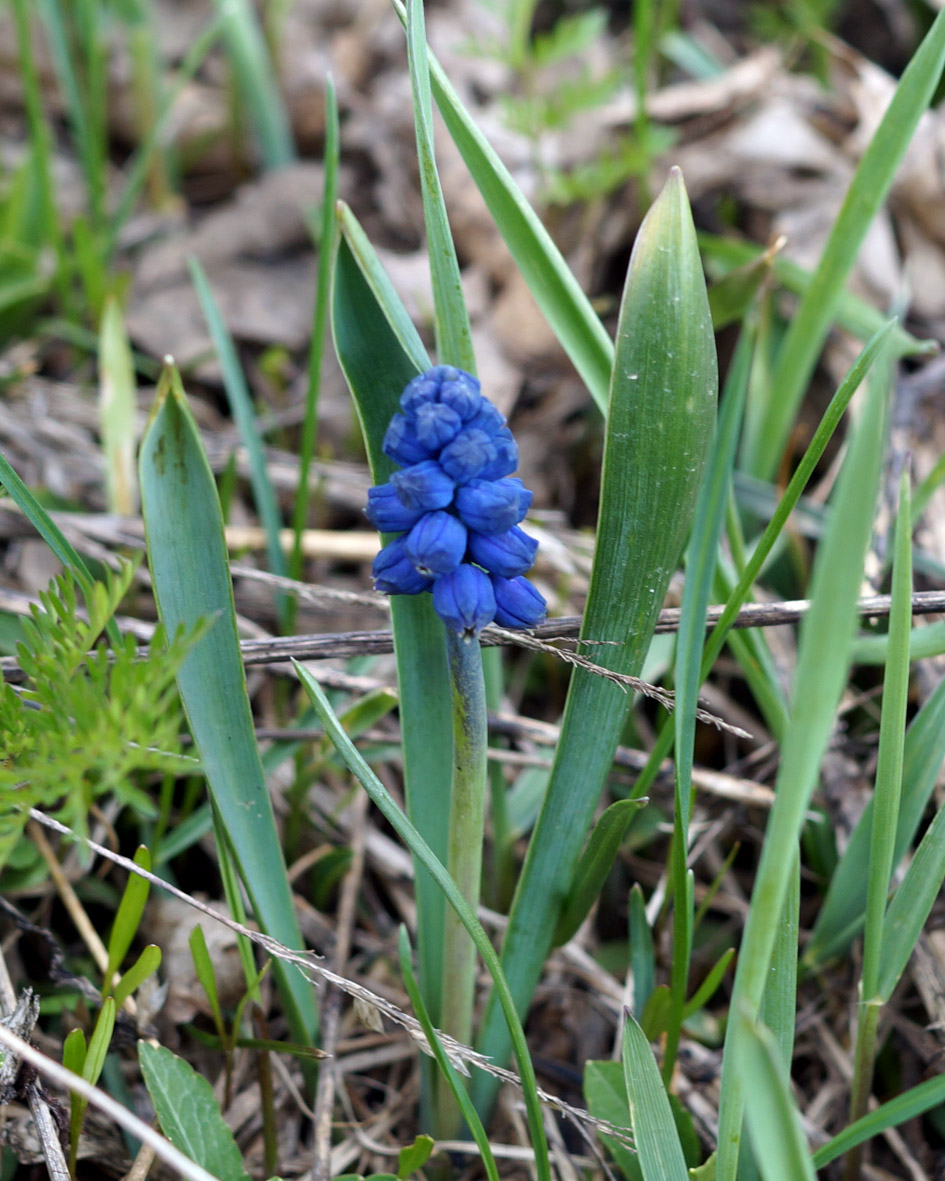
(622, 1014, 689, 1181)
(715, 310, 892, 1180)
(293, 663, 549, 1181)
(105, 845, 151, 988)
(331, 220, 453, 1025)
(746, 7, 945, 477)
(139, 361, 317, 1049)
(553, 798, 647, 947)
(475, 167, 717, 1111)
(139, 1042, 252, 1181)
(736, 1012, 817, 1181)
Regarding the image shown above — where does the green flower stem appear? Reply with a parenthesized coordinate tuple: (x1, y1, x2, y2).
(438, 629, 488, 1135)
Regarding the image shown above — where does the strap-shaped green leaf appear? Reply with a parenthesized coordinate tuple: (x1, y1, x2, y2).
(475, 167, 717, 1109)
(621, 1013, 689, 1181)
(139, 362, 318, 1050)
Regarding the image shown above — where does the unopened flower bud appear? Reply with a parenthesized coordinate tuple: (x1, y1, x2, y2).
(391, 461, 456, 511)
(467, 525, 538, 578)
(492, 575, 546, 628)
(372, 537, 434, 595)
(403, 511, 467, 576)
(454, 477, 531, 534)
(365, 483, 426, 533)
(433, 563, 496, 636)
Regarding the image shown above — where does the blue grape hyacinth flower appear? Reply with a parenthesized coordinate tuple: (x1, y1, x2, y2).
(367, 366, 546, 637)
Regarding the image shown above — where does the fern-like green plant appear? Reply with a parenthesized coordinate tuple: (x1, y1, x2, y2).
(0, 560, 200, 868)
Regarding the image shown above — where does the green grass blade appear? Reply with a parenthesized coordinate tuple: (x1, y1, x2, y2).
(474, 168, 717, 1110)
(698, 234, 933, 358)
(862, 470, 913, 1002)
(878, 790, 945, 1002)
(391, 0, 613, 412)
(138, 361, 318, 1050)
(552, 799, 647, 948)
(736, 1010, 817, 1181)
(806, 656, 945, 966)
(294, 663, 550, 1181)
(0, 448, 120, 646)
(397, 927, 500, 1181)
(405, 0, 473, 371)
(621, 1013, 689, 1181)
(812, 1074, 945, 1168)
(98, 295, 138, 516)
(290, 77, 339, 594)
(745, 8, 945, 477)
(715, 320, 892, 1181)
(212, 0, 294, 169)
(331, 226, 452, 1023)
(188, 256, 288, 593)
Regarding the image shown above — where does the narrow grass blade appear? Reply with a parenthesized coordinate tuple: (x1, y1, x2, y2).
(475, 168, 716, 1110)
(294, 663, 550, 1181)
(98, 296, 138, 516)
(878, 790, 945, 1002)
(290, 77, 339, 594)
(862, 470, 913, 1003)
(331, 227, 452, 1023)
(745, 8, 945, 477)
(397, 927, 500, 1181)
(699, 234, 932, 358)
(391, 0, 613, 412)
(212, 0, 294, 169)
(188, 257, 288, 597)
(736, 1010, 817, 1181)
(0, 449, 120, 646)
(405, 0, 473, 371)
(138, 361, 318, 1049)
(815, 1075, 945, 1168)
(105, 845, 151, 986)
(629, 884, 656, 1017)
(664, 319, 751, 1078)
(806, 658, 945, 965)
(552, 798, 647, 948)
(715, 322, 892, 1181)
(621, 1013, 689, 1181)
(584, 1060, 639, 1179)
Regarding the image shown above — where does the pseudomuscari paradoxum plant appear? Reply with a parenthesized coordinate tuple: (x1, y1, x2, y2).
(366, 365, 546, 637)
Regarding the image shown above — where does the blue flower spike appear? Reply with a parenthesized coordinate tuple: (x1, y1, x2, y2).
(367, 367, 546, 636)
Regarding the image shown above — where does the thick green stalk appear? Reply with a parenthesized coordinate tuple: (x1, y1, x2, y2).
(437, 631, 488, 1135)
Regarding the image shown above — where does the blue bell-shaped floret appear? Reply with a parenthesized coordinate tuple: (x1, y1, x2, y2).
(454, 477, 531, 534)
(478, 426, 518, 481)
(383, 413, 435, 467)
(403, 510, 468, 577)
(412, 401, 463, 450)
(365, 482, 426, 533)
(439, 428, 497, 483)
(433, 563, 496, 637)
(372, 537, 434, 595)
(467, 525, 538, 578)
(492, 574, 546, 628)
(391, 460, 456, 511)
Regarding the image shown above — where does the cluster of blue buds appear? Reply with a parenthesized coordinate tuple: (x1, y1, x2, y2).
(367, 366, 546, 638)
